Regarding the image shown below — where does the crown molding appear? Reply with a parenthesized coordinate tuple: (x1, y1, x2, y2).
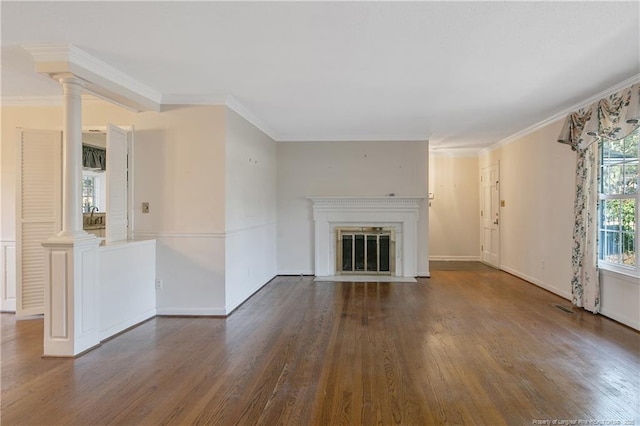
(161, 93, 229, 105)
(160, 93, 280, 141)
(481, 73, 640, 156)
(23, 44, 162, 112)
(277, 133, 429, 142)
(225, 95, 280, 141)
(429, 147, 482, 158)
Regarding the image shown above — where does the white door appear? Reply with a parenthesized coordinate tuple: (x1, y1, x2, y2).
(105, 124, 128, 243)
(16, 129, 62, 316)
(481, 164, 500, 268)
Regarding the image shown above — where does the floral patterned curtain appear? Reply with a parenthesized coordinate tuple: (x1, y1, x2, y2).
(558, 82, 640, 313)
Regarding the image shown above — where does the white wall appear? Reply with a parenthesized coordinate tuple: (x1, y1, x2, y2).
(429, 154, 480, 260)
(277, 140, 429, 275)
(1, 102, 231, 315)
(133, 105, 228, 315)
(224, 108, 277, 312)
(480, 120, 639, 330)
(98, 239, 156, 340)
(480, 120, 574, 299)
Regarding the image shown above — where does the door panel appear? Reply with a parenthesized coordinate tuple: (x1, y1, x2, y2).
(105, 124, 128, 243)
(16, 129, 62, 316)
(481, 164, 500, 268)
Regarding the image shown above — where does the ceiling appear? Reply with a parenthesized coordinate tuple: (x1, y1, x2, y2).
(2, 1, 639, 149)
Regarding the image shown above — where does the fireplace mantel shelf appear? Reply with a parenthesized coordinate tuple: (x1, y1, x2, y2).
(308, 196, 426, 209)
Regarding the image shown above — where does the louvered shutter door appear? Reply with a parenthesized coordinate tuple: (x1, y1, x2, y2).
(17, 129, 62, 316)
(105, 124, 128, 243)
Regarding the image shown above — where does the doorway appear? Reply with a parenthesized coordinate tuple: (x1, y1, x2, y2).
(15, 124, 132, 316)
(481, 164, 500, 268)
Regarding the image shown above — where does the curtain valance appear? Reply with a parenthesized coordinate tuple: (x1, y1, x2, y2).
(558, 82, 640, 150)
(83, 145, 106, 171)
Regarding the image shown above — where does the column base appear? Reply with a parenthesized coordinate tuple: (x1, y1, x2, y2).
(42, 234, 101, 357)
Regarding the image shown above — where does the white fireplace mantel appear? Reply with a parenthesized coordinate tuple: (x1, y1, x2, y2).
(309, 196, 426, 277)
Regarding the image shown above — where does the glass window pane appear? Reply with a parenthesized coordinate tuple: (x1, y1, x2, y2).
(366, 235, 378, 272)
(624, 164, 638, 194)
(603, 230, 621, 264)
(622, 232, 636, 266)
(602, 200, 621, 230)
(379, 235, 390, 272)
(621, 199, 636, 231)
(354, 235, 365, 271)
(342, 235, 353, 272)
(624, 132, 638, 160)
(606, 165, 624, 194)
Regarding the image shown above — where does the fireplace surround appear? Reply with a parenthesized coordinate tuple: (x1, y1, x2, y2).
(309, 196, 425, 278)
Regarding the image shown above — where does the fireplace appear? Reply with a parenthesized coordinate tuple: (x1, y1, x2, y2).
(336, 227, 395, 275)
(309, 196, 425, 278)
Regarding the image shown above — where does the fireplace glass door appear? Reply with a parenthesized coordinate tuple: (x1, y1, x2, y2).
(337, 228, 393, 275)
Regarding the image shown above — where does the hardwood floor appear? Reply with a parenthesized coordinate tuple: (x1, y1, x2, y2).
(2, 269, 639, 425)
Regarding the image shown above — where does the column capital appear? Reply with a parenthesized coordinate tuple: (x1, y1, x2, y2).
(53, 73, 86, 89)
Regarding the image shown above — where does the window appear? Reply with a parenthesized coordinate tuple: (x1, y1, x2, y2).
(598, 129, 639, 276)
(82, 171, 106, 213)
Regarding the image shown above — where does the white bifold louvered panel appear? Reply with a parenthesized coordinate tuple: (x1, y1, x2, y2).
(106, 124, 128, 243)
(17, 129, 62, 316)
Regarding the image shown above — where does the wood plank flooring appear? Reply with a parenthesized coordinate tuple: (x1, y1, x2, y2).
(2, 268, 639, 425)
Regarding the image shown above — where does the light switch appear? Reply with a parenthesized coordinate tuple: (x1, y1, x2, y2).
(142, 202, 150, 213)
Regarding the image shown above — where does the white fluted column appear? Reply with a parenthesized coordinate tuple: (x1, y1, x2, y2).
(56, 74, 85, 237)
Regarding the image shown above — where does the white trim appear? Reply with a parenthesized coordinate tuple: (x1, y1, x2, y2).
(225, 95, 279, 141)
(600, 268, 640, 286)
(598, 262, 640, 281)
(429, 148, 482, 158)
(314, 275, 418, 283)
(99, 308, 156, 341)
(22, 44, 161, 112)
(500, 265, 572, 300)
(309, 196, 425, 278)
(225, 222, 276, 236)
(277, 134, 429, 142)
(309, 195, 426, 206)
(481, 73, 640, 156)
(1, 241, 17, 312)
(23, 44, 162, 105)
(1, 96, 63, 107)
(97, 238, 156, 252)
(154, 94, 281, 141)
(276, 270, 315, 276)
(133, 226, 276, 238)
(599, 307, 640, 331)
(429, 256, 482, 261)
(156, 307, 227, 316)
(133, 232, 226, 239)
(161, 93, 229, 105)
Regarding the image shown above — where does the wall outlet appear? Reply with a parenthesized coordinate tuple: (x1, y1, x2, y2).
(142, 202, 150, 213)
(155, 279, 163, 290)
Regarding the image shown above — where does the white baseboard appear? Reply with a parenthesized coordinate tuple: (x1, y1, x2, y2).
(99, 308, 156, 341)
(277, 270, 315, 276)
(499, 265, 572, 300)
(156, 307, 228, 316)
(600, 307, 640, 331)
(429, 256, 481, 261)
